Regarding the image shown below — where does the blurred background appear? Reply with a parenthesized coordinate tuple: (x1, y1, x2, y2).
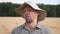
(0, 0, 60, 34)
(0, 0, 60, 17)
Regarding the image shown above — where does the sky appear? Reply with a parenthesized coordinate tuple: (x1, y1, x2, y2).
(0, 0, 60, 5)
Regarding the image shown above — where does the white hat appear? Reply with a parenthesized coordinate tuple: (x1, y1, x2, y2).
(16, 1, 47, 22)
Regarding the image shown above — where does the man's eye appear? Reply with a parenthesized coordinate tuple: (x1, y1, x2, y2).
(28, 9, 33, 11)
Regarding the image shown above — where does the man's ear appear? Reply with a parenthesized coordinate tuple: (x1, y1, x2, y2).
(36, 11, 40, 15)
(37, 12, 40, 16)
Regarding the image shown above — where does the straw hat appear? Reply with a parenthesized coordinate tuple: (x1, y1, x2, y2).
(16, 1, 47, 22)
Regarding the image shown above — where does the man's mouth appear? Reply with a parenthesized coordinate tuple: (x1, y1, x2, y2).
(25, 15, 31, 19)
(26, 16, 30, 18)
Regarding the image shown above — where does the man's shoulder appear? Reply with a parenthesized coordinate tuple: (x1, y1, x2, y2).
(40, 25, 52, 34)
(12, 24, 24, 31)
(11, 24, 24, 34)
(37, 24, 50, 31)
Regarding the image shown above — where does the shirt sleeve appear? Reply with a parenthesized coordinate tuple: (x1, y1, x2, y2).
(44, 27, 52, 34)
(41, 26, 52, 34)
(11, 29, 15, 34)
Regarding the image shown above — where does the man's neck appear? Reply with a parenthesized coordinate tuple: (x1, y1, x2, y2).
(26, 18, 38, 30)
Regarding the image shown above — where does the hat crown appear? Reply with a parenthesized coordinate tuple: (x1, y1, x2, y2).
(24, 1, 42, 11)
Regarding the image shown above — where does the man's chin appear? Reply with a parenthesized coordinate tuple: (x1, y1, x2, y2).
(26, 19, 32, 23)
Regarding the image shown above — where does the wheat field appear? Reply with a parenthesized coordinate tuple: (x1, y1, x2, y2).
(0, 17, 60, 34)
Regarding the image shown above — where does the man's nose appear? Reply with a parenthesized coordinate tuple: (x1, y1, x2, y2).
(25, 10, 29, 15)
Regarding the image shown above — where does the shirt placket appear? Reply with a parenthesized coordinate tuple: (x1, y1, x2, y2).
(29, 31, 32, 34)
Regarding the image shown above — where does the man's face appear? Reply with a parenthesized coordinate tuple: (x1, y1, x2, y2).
(22, 6, 39, 23)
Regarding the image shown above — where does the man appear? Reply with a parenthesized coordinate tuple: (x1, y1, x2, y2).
(12, 1, 51, 34)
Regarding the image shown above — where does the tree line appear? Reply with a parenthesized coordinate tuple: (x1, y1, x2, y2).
(0, 2, 60, 17)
